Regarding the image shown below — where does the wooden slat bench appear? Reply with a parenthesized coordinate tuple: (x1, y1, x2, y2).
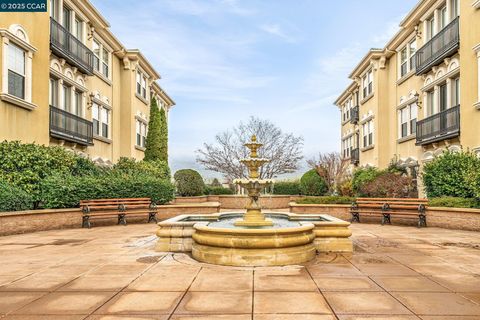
(80, 198, 158, 228)
(350, 198, 428, 227)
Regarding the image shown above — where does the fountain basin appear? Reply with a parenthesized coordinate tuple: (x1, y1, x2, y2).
(155, 212, 353, 266)
(192, 222, 316, 266)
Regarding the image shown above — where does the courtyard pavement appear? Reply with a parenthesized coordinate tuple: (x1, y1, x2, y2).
(0, 223, 480, 319)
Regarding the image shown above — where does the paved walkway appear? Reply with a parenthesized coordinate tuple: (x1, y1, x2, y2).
(0, 223, 480, 319)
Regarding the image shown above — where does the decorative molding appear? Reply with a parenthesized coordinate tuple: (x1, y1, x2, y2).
(0, 28, 37, 53)
(93, 135, 112, 144)
(0, 93, 37, 111)
(473, 0, 480, 9)
(361, 145, 374, 152)
(397, 134, 416, 144)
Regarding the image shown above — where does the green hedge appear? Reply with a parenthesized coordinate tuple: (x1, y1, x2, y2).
(352, 167, 382, 195)
(300, 170, 327, 196)
(423, 150, 480, 198)
(40, 172, 174, 209)
(428, 197, 480, 209)
(174, 169, 205, 196)
(272, 181, 301, 195)
(205, 186, 234, 195)
(0, 180, 33, 212)
(296, 196, 354, 205)
(113, 157, 170, 180)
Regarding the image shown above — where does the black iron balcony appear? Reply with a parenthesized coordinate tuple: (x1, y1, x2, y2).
(50, 18, 94, 75)
(416, 105, 460, 145)
(351, 147, 359, 165)
(415, 17, 459, 75)
(350, 105, 359, 124)
(49, 105, 93, 146)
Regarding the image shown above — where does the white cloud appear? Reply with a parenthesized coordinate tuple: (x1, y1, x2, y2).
(260, 23, 296, 43)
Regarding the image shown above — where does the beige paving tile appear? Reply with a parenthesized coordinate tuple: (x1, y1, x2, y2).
(254, 292, 332, 314)
(337, 316, 420, 320)
(127, 267, 199, 291)
(393, 292, 480, 316)
(323, 292, 412, 315)
(254, 315, 336, 320)
(58, 276, 136, 291)
(419, 317, 480, 320)
(355, 264, 419, 276)
(176, 291, 252, 314)
(0, 276, 25, 286)
(0, 292, 46, 315)
(461, 292, 480, 304)
(371, 276, 449, 292)
(4, 316, 87, 319)
(85, 264, 150, 277)
(0, 275, 75, 292)
(313, 276, 383, 292)
(307, 264, 363, 277)
(87, 316, 168, 320)
(171, 315, 251, 320)
(430, 275, 480, 293)
(95, 291, 182, 315)
(254, 268, 317, 291)
(346, 254, 398, 265)
(190, 268, 252, 291)
(407, 263, 472, 276)
(13, 292, 116, 315)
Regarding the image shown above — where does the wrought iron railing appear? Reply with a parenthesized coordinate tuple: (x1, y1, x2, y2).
(351, 148, 360, 165)
(415, 17, 459, 75)
(350, 105, 359, 124)
(49, 105, 93, 145)
(416, 105, 460, 145)
(50, 18, 94, 75)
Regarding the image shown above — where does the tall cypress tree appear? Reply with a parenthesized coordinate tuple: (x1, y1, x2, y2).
(159, 107, 168, 162)
(144, 98, 162, 161)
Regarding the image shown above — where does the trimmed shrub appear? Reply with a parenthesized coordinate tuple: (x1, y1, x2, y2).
(300, 170, 327, 196)
(113, 157, 170, 180)
(272, 181, 301, 195)
(423, 150, 480, 198)
(296, 196, 354, 205)
(0, 180, 33, 212)
(205, 186, 234, 195)
(159, 107, 168, 162)
(144, 98, 163, 162)
(359, 172, 416, 198)
(174, 169, 206, 196)
(338, 180, 354, 197)
(352, 167, 382, 195)
(428, 197, 480, 209)
(40, 172, 174, 209)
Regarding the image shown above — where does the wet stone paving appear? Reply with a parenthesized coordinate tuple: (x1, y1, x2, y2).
(0, 223, 480, 319)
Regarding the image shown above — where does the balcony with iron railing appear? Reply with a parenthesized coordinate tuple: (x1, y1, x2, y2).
(50, 18, 94, 75)
(415, 104, 460, 145)
(49, 105, 93, 146)
(351, 147, 360, 165)
(350, 105, 359, 124)
(415, 17, 459, 75)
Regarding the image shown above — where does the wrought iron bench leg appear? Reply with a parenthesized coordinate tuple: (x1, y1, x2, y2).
(381, 213, 391, 225)
(351, 212, 360, 223)
(118, 214, 127, 225)
(82, 215, 91, 228)
(148, 212, 158, 223)
(418, 214, 427, 228)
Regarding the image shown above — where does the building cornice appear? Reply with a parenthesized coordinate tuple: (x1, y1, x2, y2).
(334, 81, 358, 107)
(152, 82, 176, 107)
(348, 49, 384, 79)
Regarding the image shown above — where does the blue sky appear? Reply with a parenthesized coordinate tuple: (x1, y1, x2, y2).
(91, 0, 418, 180)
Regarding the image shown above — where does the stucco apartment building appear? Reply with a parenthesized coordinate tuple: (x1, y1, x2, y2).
(335, 0, 480, 190)
(0, 0, 175, 165)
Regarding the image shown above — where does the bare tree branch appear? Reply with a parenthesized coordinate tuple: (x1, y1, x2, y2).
(307, 152, 349, 194)
(196, 116, 304, 180)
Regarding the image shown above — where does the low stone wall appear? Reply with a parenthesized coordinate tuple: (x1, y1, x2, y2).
(174, 195, 302, 209)
(289, 202, 480, 232)
(0, 202, 221, 236)
(0, 208, 82, 236)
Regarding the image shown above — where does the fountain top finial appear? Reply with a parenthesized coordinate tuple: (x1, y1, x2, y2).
(251, 135, 257, 142)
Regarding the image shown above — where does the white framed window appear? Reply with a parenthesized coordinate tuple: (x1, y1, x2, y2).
(450, 0, 459, 18)
(362, 70, 373, 99)
(362, 120, 374, 148)
(92, 102, 110, 139)
(399, 38, 417, 77)
(426, 16, 435, 40)
(92, 39, 110, 78)
(136, 70, 148, 100)
(49, 78, 58, 106)
(342, 136, 353, 158)
(440, 5, 447, 29)
(7, 43, 25, 99)
(399, 103, 417, 138)
(452, 77, 460, 106)
(136, 119, 147, 148)
(73, 17, 83, 41)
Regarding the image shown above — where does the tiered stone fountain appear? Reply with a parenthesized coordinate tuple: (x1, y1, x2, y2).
(156, 135, 353, 266)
